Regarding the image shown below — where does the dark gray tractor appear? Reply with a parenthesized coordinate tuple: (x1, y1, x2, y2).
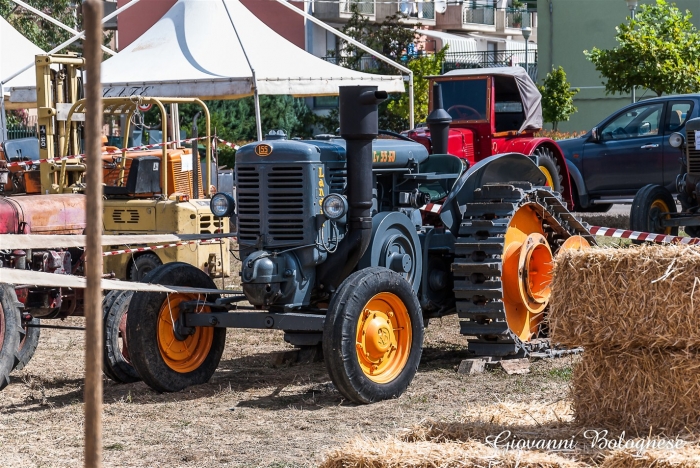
(125, 85, 593, 404)
(630, 119, 700, 238)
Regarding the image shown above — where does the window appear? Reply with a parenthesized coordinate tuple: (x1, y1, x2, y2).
(314, 96, 339, 109)
(438, 78, 488, 121)
(666, 101, 693, 132)
(601, 103, 664, 140)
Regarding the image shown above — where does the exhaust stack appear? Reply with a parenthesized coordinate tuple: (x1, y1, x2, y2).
(316, 86, 387, 292)
(426, 82, 452, 155)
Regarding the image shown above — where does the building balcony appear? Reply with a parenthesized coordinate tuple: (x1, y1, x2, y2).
(437, 3, 497, 33)
(498, 8, 537, 38)
(377, 1, 436, 25)
(442, 50, 538, 81)
(314, 0, 376, 22)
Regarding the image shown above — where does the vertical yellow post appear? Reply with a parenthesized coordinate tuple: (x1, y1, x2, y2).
(83, 1, 103, 467)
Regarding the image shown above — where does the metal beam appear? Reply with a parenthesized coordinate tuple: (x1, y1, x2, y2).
(275, 0, 415, 129)
(185, 312, 326, 331)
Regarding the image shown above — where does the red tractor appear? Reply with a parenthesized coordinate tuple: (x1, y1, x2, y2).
(404, 67, 573, 206)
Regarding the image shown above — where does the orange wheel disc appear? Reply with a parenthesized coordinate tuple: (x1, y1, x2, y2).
(501, 205, 555, 341)
(157, 293, 213, 373)
(650, 199, 673, 235)
(560, 235, 591, 252)
(355, 292, 412, 384)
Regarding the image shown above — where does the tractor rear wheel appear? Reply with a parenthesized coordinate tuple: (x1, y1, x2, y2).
(323, 267, 423, 404)
(630, 184, 678, 237)
(0, 284, 22, 389)
(13, 317, 40, 372)
(534, 147, 563, 193)
(103, 290, 140, 383)
(126, 263, 226, 392)
(129, 253, 163, 282)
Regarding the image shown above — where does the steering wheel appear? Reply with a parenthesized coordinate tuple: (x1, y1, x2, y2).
(612, 126, 628, 137)
(446, 104, 482, 121)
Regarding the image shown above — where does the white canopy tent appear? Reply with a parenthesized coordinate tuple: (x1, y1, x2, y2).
(1, 15, 44, 101)
(8, 0, 406, 139)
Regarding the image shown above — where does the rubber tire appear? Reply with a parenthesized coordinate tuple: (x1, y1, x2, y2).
(13, 317, 40, 372)
(630, 184, 678, 236)
(129, 253, 163, 282)
(103, 290, 140, 383)
(126, 262, 226, 392)
(0, 284, 22, 390)
(534, 147, 563, 193)
(323, 267, 424, 404)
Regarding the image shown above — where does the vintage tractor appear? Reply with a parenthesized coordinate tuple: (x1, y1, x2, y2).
(404, 67, 573, 205)
(0, 54, 229, 388)
(630, 118, 700, 237)
(124, 85, 593, 404)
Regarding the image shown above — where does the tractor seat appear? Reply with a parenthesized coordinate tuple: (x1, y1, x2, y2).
(1, 137, 40, 163)
(417, 154, 465, 202)
(103, 156, 161, 197)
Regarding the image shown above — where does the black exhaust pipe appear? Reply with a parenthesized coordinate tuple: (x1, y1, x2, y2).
(426, 82, 452, 155)
(316, 86, 387, 292)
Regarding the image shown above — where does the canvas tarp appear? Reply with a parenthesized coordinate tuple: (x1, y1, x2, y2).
(1, 15, 44, 100)
(8, 0, 405, 104)
(442, 67, 543, 132)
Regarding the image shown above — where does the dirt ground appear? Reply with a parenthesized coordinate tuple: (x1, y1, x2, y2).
(0, 311, 578, 468)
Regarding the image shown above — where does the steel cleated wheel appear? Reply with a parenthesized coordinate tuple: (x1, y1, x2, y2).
(126, 263, 226, 392)
(323, 267, 424, 404)
(630, 184, 678, 237)
(103, 290, 140, 383)
(0, 284, 23, 389)
(452, 183, 594, 357)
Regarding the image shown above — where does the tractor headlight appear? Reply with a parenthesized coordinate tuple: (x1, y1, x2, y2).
(669, 132, 685, 148)
(210, 192, 236, 218)
(322, 194, 348, 220)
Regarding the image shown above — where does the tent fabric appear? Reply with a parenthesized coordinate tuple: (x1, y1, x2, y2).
(419, 30, 478, 65)
(442, 67, 542, 132)
(10, 0, 404, 103)
(1, 15, 44, 96)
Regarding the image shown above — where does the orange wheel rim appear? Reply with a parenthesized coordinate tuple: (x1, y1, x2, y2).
(539, 165, 555, 188)
(501, 205, 554, 341)
(355, 292, 412, 384)
(157, 293, 213, 373)
(650, 199, 672, 235)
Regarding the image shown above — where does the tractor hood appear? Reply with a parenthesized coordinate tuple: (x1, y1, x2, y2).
(432, 67, 543, 133)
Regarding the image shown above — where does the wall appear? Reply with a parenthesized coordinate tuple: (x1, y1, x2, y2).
(537, 0, 700, 132)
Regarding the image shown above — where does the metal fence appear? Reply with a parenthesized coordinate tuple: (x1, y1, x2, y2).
(340, 0, 375, 15)
(398, 1, 435, 20)
(6, 124, 37, 140)
(443, 51, 538, 81)
(323, 55, 380, 72)
(505, 7, 535, 28)
(462, 3, 496, 25)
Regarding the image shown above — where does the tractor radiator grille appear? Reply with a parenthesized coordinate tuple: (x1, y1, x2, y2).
(268, 166, 305, 242)
(687, 131, 700, 174)
(236, 166, 261, 244)
(112, 209, 139, 224)
(327, 166, 347, 194)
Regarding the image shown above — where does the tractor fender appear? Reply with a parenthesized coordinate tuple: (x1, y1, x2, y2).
(564, 162, 590, 208)
(439, 153, 545, 235)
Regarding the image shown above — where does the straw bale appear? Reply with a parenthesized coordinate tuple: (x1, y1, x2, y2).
(319, 437, 585, 468)
(599, 447, 700, 468)
(572, 347, 700, 434)
(550, 245, 700, 350)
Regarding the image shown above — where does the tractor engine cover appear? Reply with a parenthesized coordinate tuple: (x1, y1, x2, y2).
(0, 194, 86, 234)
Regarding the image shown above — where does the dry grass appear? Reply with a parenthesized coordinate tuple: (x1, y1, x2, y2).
(600, 448, 700, 468)
(572, 347, 700, 435)
(550, 245, 700, 350)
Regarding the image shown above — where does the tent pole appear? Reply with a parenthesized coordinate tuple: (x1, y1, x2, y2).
(222, 0, 263, 141)
(0, 97, 7, 142)
(408, 72, 414, 129)
(275, 0, 414, 128)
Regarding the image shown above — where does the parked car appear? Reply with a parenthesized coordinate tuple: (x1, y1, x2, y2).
(558, 95, 699, 212)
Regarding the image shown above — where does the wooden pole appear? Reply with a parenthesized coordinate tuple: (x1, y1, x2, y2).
(83, 1, 103, 467)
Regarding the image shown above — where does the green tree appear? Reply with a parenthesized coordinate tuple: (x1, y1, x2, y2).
(585, 0, 700, 96)
(0, 0, 78, 52)
(538, 66, 579, 132)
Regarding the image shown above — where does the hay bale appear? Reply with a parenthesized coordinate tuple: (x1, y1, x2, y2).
(600, 447, 700, 468)
(319, 437, 585, 468)
(550, 245, 700, 350)
(572, 347, 700, 434)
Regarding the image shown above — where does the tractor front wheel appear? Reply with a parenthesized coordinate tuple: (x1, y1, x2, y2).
(630, 184, 678, 237)
(323, 267, 424, 404)
(126, 263, 226, 392)
(103, 290, 140, 383)
(534, 147, 563, 193)
(0, 284, 22, 389)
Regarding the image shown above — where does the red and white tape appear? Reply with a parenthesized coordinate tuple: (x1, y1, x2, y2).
(5, 136, 242, 169)
(588, 226, 700, 245)
(419, 203, 441, 214)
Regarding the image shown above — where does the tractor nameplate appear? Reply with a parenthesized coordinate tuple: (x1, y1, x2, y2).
(372, 150, 396, 163)
(255, 144, 273, 157)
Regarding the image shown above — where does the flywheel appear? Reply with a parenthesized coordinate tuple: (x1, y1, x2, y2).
(452, 183, 594, 357)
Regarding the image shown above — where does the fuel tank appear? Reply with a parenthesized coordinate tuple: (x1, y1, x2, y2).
(0, 194, 86, 234)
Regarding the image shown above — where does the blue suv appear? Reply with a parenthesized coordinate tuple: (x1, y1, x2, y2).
(558, 96, 698, 212)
